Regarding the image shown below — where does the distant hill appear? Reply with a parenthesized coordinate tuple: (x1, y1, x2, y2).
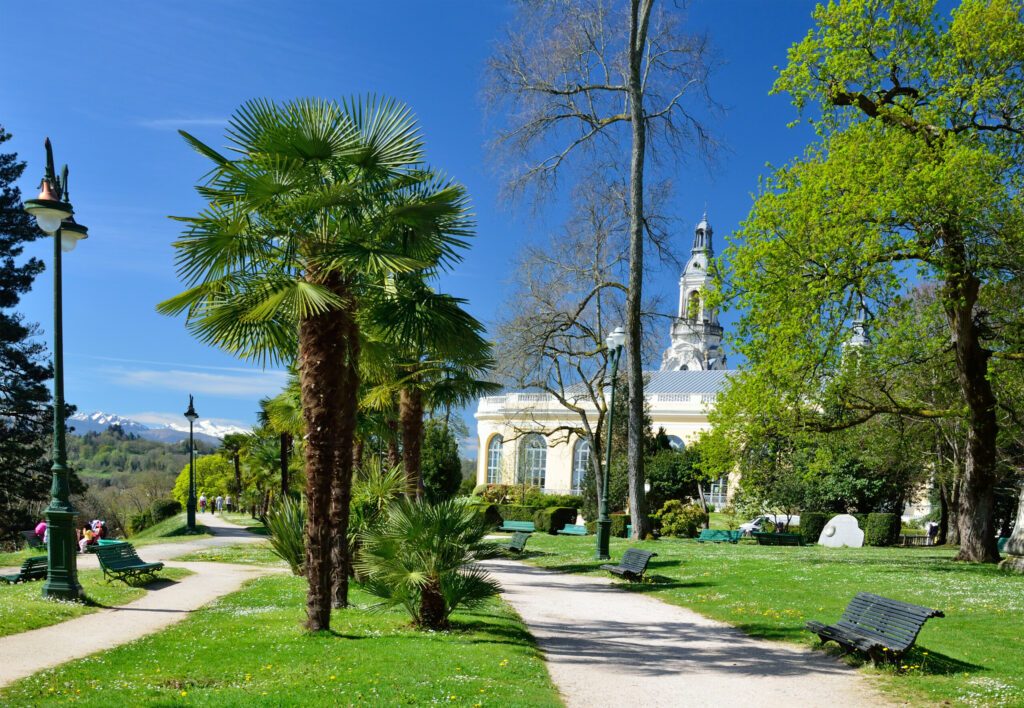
(70, 411, 248, 446)
(67, 426, 218, 482)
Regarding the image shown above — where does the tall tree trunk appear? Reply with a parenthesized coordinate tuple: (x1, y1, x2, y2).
(297, 273, 349, 632)
(937, 481, 949, 546)
(353, 437, 364, 470)
(944, 261, 1000, 563)
(386, 419, 401, 468)
(232, 453, 241, 496)
(400, 386, 425, 499)
(624, 0, 654, 540)
(330, 311, 359, 609)
(280, 432, 291, 496)
(418, 577, 448, 630)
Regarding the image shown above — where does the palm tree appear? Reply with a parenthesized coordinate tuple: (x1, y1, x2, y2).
(158, 97, 473, 631)
(362, 275, 498, 498)
(219, 433, 249, 497)
(258, 371, 305, 496)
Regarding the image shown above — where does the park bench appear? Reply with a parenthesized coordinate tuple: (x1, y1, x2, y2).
(806, 592, 944, 662)
(899, 534, 933, 547)
(697, 529, 742, 544)
(600, 548, 657, 582)
(83, 539, 127, 553)
(0, 556, 48, 584)
(20, 530, 44, 549)
(557, 524, 588, 536)
(96, 542, 164, 583)
(499, 531, 532, 555)
(998, 537, 1009, 552)
(497, 520, 535, 533)
(752, 532, 804, 546)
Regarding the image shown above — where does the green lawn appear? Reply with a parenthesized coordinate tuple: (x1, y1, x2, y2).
(130, 514, 211, 545)
(173, 543, 284, 566)
(520, 534, 1024, 707)
(219, 512, 269, 535)
(0, 567, 191, 638)
(0, 575, 561, 707)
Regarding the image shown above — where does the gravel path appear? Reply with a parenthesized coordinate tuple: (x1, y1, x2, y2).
(485, 559, 890, 708)
(0, 514, 278, 689)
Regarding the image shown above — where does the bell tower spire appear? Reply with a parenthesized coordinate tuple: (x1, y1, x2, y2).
(661, 211, 728, 371)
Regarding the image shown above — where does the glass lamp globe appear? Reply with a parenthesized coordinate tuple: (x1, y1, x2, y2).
(59, 220, 88, 252)
(606, 326, 627, 350)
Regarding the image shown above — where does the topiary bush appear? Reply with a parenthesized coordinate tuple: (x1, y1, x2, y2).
(534, 507, 577, 534)
(585, 520, 597, 534)
(653, 500, 707, 538)
(865, 513, 900, 546)
(150, 498, 182, 524)
(800, 512, 831, 545)
(496, 504, 536, 522)
(467, 502, 501, 529)
(610, 513, 631, 538)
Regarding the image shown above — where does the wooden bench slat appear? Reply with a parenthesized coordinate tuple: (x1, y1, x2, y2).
(600, 548, 657, 581)
(806, 591, 943, 661)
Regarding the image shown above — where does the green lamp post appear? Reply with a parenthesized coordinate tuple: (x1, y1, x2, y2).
(596, 326, 626, 560)
(23, 139, 88, 601)
(184, 395, 199, 533)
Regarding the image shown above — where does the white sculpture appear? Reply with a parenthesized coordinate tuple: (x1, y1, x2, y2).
(818, 514, 865, 548)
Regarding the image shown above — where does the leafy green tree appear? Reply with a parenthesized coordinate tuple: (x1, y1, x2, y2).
(0, 125, 73, 540)
(159, 98, 473, 628)
(421, 418, 462, 503)
(714, 0, 1024, 562)
(171, 455, 234, 505)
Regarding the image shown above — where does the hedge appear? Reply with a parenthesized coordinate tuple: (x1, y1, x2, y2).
(611, 513, 631, 538)
(534, 507, 577, 534)
(467, 502, 501, 529)
(800, 512, 831, 545)
(496, 504, 536, 522)
(151, 498, 182, 524)
(128, 510, 153, 535)
(865, 513, 901, 546)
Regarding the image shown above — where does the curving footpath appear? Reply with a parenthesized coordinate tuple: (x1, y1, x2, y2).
(484, 559, 890, 708)
(0, 514, 278, 689)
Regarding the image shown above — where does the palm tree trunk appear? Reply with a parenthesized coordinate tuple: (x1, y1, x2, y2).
(400, 386, 425, 499)
(331, 310, 359, 609)
(386, 418, 401, 468)
(353, 437, 364, 470)
(298, 273, 350, 632)
(625, 0, 654, 541)
(232, 453, 242, 495)
(280, 432, 291, 496)
(418, 577, 448, 630)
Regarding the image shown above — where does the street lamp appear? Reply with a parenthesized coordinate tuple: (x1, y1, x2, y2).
(23, 139, 88, 601)
(184, 395, 199, 533)
(596, 326, 626, 560)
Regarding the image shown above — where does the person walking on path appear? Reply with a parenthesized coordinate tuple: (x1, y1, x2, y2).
(215, 495, 224, 513)
(224, 495, 233, 513)
(199, 494, 207, 513)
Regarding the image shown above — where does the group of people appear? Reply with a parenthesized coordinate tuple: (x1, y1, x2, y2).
(198, 494, 233, 514)
(77, 519, 108, 553)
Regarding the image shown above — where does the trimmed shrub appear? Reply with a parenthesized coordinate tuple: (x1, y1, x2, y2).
(610, 513, 631, 538)
(467, 503, 502, 529)
(585, 520, 597, 534)
(150, 498, 182, 524)
(800, 512, 831, 545)
(496, 504, 536, 522)
(865, 513, 900, 547)
(533, 493, 581, 509)
(653, 500, 707, 538)
(534, 507, 577, 534)
(128, 510, 153, 535)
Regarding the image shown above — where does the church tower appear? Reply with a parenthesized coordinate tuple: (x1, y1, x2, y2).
(660, 212, 728, 371)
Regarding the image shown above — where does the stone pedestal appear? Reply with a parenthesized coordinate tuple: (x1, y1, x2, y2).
(1001, 484, 1024, 574)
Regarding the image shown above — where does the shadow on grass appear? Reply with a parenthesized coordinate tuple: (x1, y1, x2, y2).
(903, 646, 985, 676)
(622, 577, 715, 592)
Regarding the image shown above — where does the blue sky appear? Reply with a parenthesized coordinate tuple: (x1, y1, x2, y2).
(1, 0, 821, 442)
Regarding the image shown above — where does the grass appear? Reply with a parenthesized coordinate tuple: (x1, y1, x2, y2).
(173, 543, 285, 567)
(0, 575, 562, 707)
(520, 533, 1024, 707)
(0, 546, 39, 568)
(129, 514, 211, 546)
(219, 512, 270, 536)
(0, 568, 192, 638)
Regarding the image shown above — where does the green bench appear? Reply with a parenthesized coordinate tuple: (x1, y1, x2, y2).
(806, 592, 944, 662)
(697, 529, 742, 544)
(83, 539, 127, 553)
(499, 532, 532, 555)
(600, 548, 657, 582)
(752, 532, 804, 546)
(557, 524, 588, 536)
(20, 530, 44, 549)
(998, 537, 1009, 552)
(1, 556, 48, 584)
(497, 520, 535, 533)
(96, 542, 164, 583)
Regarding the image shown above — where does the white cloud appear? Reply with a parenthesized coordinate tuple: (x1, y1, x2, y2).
(104, 366, 287, 398)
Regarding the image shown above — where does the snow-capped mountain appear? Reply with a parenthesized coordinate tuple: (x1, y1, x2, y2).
(70, 411, 250, 445)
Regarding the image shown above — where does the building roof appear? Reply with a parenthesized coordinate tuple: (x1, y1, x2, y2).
(644, 369, 733, 394)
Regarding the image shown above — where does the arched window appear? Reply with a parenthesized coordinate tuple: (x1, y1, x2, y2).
(486, 435, 503, 484)
(571, 438, 591, 494)
(666, 435, 685, 451)
(519, 434, 547, 489)
(687, 291, 701, 321)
